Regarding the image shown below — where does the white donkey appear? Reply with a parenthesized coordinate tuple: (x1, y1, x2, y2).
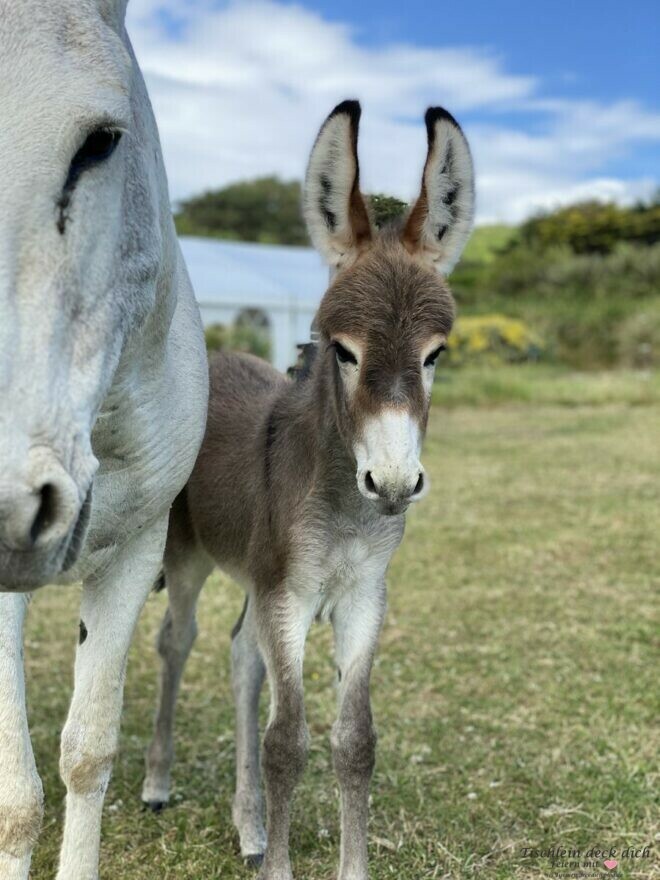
(0, 2, 208, 878)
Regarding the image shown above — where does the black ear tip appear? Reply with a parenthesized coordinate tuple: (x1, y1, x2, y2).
(329, 99, 362, 124)
(425, 106, 462, 139)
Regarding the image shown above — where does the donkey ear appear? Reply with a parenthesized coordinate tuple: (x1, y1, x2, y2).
(303, 100, 373, 268)
(402, 108, 475, 275)
(96, 0, 128, 26)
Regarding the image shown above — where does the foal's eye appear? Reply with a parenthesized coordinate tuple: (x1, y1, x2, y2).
(424, 344, 447, 367)
(66, 128, 122, 189)
(333, 341, 358, 366)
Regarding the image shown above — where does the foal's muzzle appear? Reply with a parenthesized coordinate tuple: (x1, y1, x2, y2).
(357, 466, 427, 516)
(354, 409, 429, 516)
(0, 447, 92, 591)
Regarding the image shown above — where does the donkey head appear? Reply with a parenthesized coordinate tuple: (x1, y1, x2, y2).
(0, 0, 163, 589)
(305, 101, 474, 516)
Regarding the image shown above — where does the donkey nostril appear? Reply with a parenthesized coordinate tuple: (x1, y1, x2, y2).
(364, 471, 377, 495)
(30, 483, 58, 545)
(413, 473, 424, 495)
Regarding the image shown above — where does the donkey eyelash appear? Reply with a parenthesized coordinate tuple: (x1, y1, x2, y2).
(333, 341, 358, 366)
(424, 344, 447, 367)
(65, 128, 123, 192)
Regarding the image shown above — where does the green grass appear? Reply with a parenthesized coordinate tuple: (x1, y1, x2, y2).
(433, 365, 660, 409)
(25, 369, 659, 879)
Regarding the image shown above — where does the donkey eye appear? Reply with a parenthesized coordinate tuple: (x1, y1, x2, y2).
(66, 128, 122, 189)
(333, 341, 358, 366)
(424, 344, 446, 367)
(74, 128, 122, 166)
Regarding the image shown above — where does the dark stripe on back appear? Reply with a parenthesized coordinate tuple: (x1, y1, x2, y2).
(264, 407, 277, 491)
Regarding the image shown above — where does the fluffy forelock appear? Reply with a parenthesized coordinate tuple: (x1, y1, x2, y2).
(317, 229, 456, 346)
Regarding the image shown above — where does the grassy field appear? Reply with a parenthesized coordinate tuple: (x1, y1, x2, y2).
(25, 369, 659, 879)
(432, 365, 660, 409)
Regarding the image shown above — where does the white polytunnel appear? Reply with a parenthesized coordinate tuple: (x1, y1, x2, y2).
(179, 236, 329, 372)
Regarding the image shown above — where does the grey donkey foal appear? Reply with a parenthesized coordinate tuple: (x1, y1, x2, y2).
(143, 101, 475, 879)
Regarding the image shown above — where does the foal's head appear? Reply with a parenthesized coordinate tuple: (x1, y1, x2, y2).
(304, 101, 474, 516)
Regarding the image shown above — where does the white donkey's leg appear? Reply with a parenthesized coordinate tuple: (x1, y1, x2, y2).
(0, 594, 43, 880)
(142, 551, 213, 810)
(331, 583, 386, 880)
(57, 519, 168, 880)
(231, 595, 267, 865)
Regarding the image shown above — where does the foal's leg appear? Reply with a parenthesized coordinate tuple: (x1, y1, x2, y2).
(231, 595, 267, 865)
(142, 550, 213, 810)
(0, 594, 43, 880)
(57, 519, 168, 880)
(331, 583, 386, 880)
(257, 589, 315, 880)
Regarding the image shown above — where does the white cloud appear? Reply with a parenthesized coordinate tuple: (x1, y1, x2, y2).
(126, 0, 660, 224)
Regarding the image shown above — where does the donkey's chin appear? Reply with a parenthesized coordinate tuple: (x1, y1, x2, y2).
(0, 547, 70, 592)
(0, 488, 92, 592)
(375, 498, 411, 517)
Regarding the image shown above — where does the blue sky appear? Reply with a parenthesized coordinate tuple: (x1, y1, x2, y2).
(306, 1, 659, 104)
(127, 0, 659, 223)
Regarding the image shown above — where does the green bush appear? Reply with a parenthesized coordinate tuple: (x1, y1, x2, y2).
(482, 241, 660, 303)
(176, 177, 307, 246)
(617, 303, 660, 368)
(368, 193, 408, 228)
(451, 238, 660, 369)
(205, 323, 271, 360)
(518, 199, 660, 254)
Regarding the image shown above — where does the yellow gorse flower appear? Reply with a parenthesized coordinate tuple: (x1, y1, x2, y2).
(447, 314, 544, 365)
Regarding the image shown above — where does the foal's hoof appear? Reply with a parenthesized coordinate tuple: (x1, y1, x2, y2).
(244, 853, 264, 870)
(142, 798, 167, 813)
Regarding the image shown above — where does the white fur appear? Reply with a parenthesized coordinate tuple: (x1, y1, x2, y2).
(58, 523, 168, 879)
(415, 114, 475, 275)
(421, 334, 447, 398)
(229, 599, 267, 858)
(354, 410, 427, 504)
(303, 108, 366, 268)
(278, 503, 402, 672)
(332, 576, 387, 678)
(333, 335, 362, 399)
(283, 511, 397, 880)
(0, 595, 42, 880)
(0, 2, 208, 876)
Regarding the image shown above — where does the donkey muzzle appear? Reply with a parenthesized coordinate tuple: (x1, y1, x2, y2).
(357, 465, 427, 515)
(354, 409, 429, 515)
(0, 446, 92, 591)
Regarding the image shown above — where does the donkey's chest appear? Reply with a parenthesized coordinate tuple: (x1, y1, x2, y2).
(289, 515, 403, 619)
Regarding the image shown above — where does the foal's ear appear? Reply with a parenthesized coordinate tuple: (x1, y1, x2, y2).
(402, 108, 475, 275)
(303, 100, 373, 269)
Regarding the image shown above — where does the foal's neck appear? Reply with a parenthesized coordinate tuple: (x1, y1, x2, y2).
(283, 347, 366, 518)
